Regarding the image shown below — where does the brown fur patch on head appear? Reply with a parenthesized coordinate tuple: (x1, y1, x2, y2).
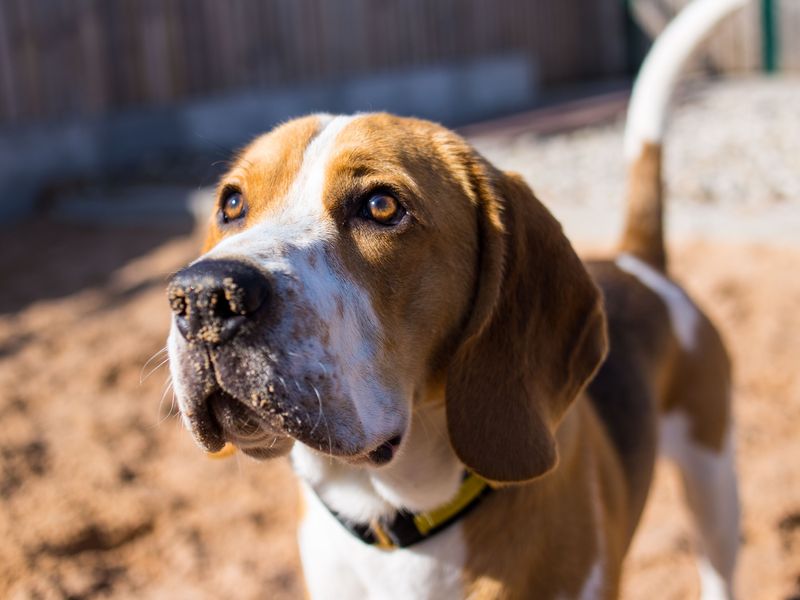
(320, 114, 486, 394)
(446, 166, 609, 483)
(202, 115, 322, 252)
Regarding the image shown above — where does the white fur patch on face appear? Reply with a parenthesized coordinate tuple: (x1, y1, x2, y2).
(207, 113, 354, 253)
(171, 113, 406, 456)
(616, 252, 700, 351)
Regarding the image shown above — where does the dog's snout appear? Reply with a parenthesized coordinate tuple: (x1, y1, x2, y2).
(167, 259, 270, 344)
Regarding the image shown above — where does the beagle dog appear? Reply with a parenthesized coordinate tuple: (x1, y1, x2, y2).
(166, 1, 743, 597)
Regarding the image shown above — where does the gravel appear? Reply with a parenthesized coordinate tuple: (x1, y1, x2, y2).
(471, 77, 800, 246)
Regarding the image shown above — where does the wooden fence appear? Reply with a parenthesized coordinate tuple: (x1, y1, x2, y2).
(777, 0, 800, 70)
(0, 0, 628, 127)
(632, 0, 798, 73)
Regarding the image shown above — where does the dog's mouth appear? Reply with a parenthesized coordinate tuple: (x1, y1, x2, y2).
(184, 384, 404, 465)
(173, 329, 406, 464)
(366, 434, 403, 466)
(186, 388, 294, 460)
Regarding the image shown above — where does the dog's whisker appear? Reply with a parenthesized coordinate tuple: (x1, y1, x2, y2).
(140, 346, 168, 383)
(413, 403, 448, 445)
(156, 375, 172, 406)
(310, 385, 323, 435)
(158, 381, 173, 417)
(141, 356, 171, 384)
(142, 345, 167, 366)
(414, 408, 434, 443)
(310, 383, 333, 463)
(233, 448, 244, 477)
(237, 154, 255, 171)
(277, 376, 288, 393)
(155, 377, 175, 427)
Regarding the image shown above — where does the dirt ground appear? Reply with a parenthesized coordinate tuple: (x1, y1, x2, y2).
(1, 214, 799, 600)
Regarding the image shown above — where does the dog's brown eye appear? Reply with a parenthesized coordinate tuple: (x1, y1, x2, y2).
(221, 191, 246, 223)
(363, 193, 404, 225)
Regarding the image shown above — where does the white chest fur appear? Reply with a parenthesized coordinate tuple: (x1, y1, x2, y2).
(298, 483, 466, 600)
(292, 401, 467, 599)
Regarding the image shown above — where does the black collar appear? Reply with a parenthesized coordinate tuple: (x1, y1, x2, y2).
(319, 471, 494, 550)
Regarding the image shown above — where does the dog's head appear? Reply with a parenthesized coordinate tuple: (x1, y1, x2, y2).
(167, 113, 607, 482)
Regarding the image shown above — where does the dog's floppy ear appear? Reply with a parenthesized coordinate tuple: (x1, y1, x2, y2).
(446, 164, 608, 483)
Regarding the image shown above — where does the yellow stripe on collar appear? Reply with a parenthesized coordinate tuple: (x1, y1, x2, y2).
(413, 472, 490, 535)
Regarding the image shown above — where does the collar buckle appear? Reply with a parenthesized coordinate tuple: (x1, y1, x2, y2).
(369, 518, 396, 550)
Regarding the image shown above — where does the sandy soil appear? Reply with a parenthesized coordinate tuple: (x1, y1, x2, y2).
(1, 217, 798, 600)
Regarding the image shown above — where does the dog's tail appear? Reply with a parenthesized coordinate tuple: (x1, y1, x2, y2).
(618, 0, 749, 272)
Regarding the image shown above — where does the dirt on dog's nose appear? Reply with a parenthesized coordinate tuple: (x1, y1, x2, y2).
(167, 259, 271, 344)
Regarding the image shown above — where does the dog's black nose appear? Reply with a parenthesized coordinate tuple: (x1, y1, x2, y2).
(167, 259, 270, 344)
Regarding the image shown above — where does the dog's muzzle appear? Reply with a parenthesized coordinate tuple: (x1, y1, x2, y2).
(167, 259, 296, 458)
(166, 258, 383, 462)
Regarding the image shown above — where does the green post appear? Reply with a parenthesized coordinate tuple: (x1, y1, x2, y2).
(761, 0, 779, 73)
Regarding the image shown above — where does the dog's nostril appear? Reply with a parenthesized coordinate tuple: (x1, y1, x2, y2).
(167, 260, 271, 343)
(205, 288, 235, 320)
(167, 289, 188, 317)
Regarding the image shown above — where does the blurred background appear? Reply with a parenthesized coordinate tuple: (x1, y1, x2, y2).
(0, 1, 798, 598)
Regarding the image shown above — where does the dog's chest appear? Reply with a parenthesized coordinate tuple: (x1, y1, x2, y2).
(298, 487, 466, 600)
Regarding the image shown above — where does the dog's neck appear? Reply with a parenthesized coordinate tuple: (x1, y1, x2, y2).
(291, 397, 463, 523)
